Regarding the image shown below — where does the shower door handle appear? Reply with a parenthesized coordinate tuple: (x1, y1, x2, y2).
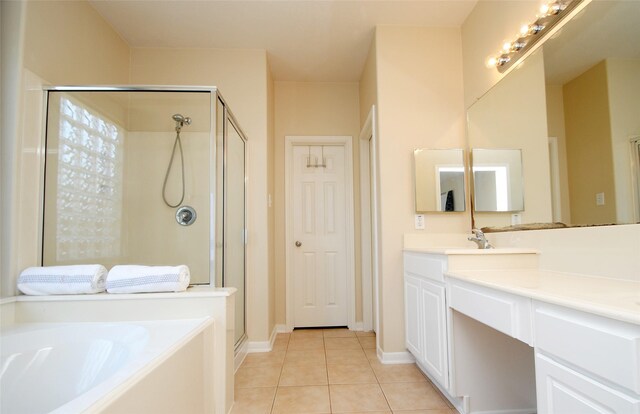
(295, 241, 302, 247)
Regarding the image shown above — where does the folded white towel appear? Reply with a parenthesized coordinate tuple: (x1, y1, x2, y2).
(18, 265, 107, 295)
(106, 265, 190, 294)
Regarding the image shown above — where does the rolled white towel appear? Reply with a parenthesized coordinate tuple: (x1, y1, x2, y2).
(106, 265, 190, 294)
(18, 265, 107, 295)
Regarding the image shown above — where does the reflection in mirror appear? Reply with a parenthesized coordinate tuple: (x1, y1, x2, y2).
(468, 0, 640, 230)
(544, 1, 640, 225)
(43, 90, 212, 284)
(472, 149, 524, 212)
(414, 149, 465, 213)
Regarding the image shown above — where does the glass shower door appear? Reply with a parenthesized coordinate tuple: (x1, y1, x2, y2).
(224, 115, 247, 346)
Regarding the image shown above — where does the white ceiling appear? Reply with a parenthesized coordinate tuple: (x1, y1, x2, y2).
(89, 0, 477, 82)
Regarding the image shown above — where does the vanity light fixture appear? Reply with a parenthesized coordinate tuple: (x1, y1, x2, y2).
(487, 0, 584, 73)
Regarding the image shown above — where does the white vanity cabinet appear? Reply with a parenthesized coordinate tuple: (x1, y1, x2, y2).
(404, 252, 450, 390)
(534, 303, 640, 413)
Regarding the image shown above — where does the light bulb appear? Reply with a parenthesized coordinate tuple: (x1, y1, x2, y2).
(520, 24, 530, 36)
(539, 3, 550, 16)
(486, 56, 498, 67)
(502, 42, 512, 53)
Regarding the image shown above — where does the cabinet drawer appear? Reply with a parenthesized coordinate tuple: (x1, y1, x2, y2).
(404, 253, 445, 282)
(448, 278, 532, 345)
(535, 303, 640, 394)
(536, 352, 640, 413)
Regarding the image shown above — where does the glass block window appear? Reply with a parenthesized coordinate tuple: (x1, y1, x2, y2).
(56, 96, 124, 260)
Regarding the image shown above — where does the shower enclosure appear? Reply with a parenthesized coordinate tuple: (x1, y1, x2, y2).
(41, 86, 247, 346)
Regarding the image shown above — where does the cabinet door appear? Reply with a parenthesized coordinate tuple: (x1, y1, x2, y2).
(536, 353, 640, 413)
(404, 273, 422, 358)
(421, 279, 449, 389)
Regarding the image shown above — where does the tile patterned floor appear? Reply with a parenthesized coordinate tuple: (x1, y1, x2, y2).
(232, 328, 459, 414)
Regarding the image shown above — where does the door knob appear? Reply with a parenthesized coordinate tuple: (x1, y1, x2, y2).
(295, 241, 302, 247)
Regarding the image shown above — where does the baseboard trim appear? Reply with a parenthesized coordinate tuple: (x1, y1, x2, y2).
(247, 325, 279, 353)
(276, 324, 291, 333)
(234, 339, 248, 372)
(376, 347, 416, 364)
(349, 321, 364, 331)
(415, 359, 465, 413)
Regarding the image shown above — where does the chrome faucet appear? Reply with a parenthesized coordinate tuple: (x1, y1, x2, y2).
(468, 229, 493, 249)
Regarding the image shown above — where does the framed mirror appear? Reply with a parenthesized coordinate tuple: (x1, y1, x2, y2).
(467, 0, 640, 229)
(414, 149, 466, 213)
(471, 149, 524, 212)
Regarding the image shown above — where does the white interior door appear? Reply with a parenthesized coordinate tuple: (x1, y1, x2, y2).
(292, 144, 348, 327)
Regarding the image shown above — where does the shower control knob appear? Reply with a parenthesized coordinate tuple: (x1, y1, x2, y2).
(176, 206, 197, 226)
(295, 241, 302, 247)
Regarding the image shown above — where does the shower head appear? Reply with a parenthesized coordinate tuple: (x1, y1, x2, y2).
(172, 113, 192, 131)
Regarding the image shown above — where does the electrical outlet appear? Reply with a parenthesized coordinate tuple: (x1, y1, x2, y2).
(596, 192, 605, 206)
(415, 214, 425, 230)
(511, 213, 522, 225)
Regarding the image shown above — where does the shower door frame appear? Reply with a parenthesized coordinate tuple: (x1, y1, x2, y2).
(219, 96, 249, 349)
(39, 85, 247, 290)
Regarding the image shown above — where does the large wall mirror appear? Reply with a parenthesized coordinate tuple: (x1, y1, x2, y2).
(468, 0, 640, 229)
(414, 149, 466, 213)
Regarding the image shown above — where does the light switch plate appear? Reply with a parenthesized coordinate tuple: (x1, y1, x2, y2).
(415, 214, 425, 230)
(596, 192, 605, 206)
(511, 213, 522, 225)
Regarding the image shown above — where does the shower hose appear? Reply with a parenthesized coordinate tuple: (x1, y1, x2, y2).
(162, 130, 185, 208)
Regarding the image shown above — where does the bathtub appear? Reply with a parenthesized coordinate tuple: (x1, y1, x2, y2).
(0, 287, 235, 414)
(1, 318, 211, 414)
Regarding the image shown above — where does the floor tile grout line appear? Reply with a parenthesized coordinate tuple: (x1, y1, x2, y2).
(269, 334, 290, 414)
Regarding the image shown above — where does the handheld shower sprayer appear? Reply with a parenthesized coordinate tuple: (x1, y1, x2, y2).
(172, 113, 192, 132)
(163, 113, 191, 208)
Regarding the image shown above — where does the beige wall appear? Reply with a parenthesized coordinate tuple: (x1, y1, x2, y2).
(130, 47, 273, 341)
(2, 0, 131, 296)
(374, 26, 468, 352)
(24, 1, 130, 85)
(468, 50, 553, 228)
(564, 61, 617, 225)
(607, 59, 640, 224)
(274, 81, 362, 326)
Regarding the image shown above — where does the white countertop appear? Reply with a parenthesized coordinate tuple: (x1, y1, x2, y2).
(404, 247, 539, 255)
(445, 269, 640, 325)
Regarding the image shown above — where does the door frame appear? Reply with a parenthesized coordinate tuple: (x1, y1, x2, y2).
(284, 135, 355, 331)
(548, 136, 562, 222)
(359, 106, 380, 334)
